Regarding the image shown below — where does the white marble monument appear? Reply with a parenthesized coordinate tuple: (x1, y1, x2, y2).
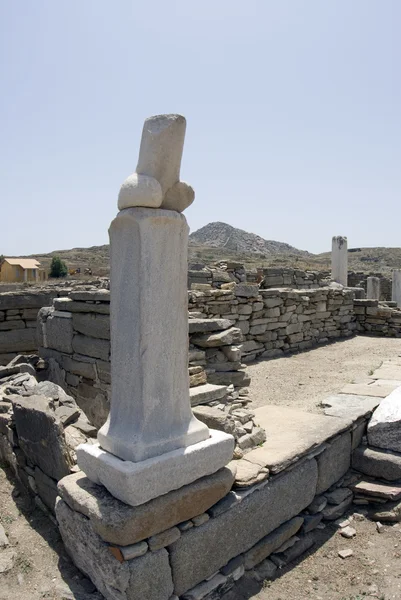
(331, 236, 348, 286)
(392, 270, 401, 308)
(367, 276, 380, 300)
(77, 115, 234, 506)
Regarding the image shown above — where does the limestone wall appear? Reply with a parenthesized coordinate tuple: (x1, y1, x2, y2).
(188, 264, 331, 290)
(0, 291, 59, 365)
(354, 299, 401, 336)
(189, 285, 356, 362)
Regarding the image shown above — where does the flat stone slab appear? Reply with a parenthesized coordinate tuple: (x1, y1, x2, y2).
(322, 394, 380, 421)
(58, 466, 235, 546)
(189, 383, 228, 407)
(372, 365, 401, 381)
(188, 319, 232, 334)
(341, 379, 401, 398)
(77, 429, 234, 507)
(244, 405, 351, 473)
(350, 479, 401, 501)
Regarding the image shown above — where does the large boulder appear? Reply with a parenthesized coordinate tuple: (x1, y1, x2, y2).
(368, 386, 401, 452)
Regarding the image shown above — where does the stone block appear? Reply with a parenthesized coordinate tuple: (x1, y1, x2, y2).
(58, 466, 235, 545)
(188, 319, 232, 334)
(56, 498, 173, 600)
(243, 516, 304, 569)
(34, 467, 58, 512)
(72, 313, 110, 340)
(352, 445, 401, 481)
(77, 430, 234, 507)
(0, 328, 37, 354)
(75, 382, 109, 429)
(0, 320, 25, 331)
(169, 459, 318, 596)
(316, 433, 352, 494)
(190, 383, 228, 407)
(44, 311, 74, 354)
(72, 334, 110, 361)
(190, 328, 242, 348)
(62, 355, 97, 380)
(235, 284, 259, 298)
(12, 395, 73, 480)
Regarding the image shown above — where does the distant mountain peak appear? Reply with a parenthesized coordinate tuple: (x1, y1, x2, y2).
(189, 222, 306, 256)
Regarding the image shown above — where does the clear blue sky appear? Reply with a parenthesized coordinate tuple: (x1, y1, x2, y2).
(1, 0, 400, 256)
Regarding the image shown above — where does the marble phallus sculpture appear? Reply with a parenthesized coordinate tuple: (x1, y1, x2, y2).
(76, 114, 234, 507)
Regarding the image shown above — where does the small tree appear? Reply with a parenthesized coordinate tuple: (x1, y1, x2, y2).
(49, 256, 68, 278)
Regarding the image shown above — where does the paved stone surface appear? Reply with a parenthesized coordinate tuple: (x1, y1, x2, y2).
(169, 459, 317, 596)
(342, 379, 401, 398)
(56, 498, 173, 600)
(322, 394, 380, 420)
(352, 445, 401, 481)
(247, 405, 351, 473)
(58, 466, 235, 545)
(372, 364, 401, 381)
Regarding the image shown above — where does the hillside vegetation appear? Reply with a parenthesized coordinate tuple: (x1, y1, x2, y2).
(10, 223, 401, 277)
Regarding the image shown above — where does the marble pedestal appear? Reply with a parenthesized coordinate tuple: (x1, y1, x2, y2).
(77, 206, 234, 506)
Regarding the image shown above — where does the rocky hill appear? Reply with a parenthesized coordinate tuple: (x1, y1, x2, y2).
(189, 222, 307, 256)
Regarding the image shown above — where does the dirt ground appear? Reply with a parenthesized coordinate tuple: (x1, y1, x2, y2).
(2, 336, 401, 600)
(247, 336, 401, 412)
(224, 512, 401, 600)
(0, 468, 101, 600)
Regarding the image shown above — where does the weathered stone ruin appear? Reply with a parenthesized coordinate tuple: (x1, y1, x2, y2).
(2, 114, 401, 600)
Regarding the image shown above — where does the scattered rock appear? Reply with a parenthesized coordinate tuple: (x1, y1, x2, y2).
(340, 526, 356, 538)
(338, 549, 353, 559)
(376, 521, 385, 533)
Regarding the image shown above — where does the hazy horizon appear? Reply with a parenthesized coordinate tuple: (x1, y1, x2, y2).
(1, 1, 400, 256)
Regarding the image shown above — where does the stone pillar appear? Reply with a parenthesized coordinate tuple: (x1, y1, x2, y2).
(392, 270, 401, 308)
(331, 236, 348, 286)
(77, 115, 234, 507)
(23, 269, 28, 282)
(367, 276, 380, 300)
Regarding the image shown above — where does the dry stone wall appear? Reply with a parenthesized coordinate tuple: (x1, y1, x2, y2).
(37, 291, 265, 456)
(189, 285, 356, 362)
(0, 291, 59, 365)
(354, 299, 401, 336)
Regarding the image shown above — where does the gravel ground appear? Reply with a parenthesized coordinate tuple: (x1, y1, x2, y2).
(246, 336, 401, 412)
(224, 509, 401, 600)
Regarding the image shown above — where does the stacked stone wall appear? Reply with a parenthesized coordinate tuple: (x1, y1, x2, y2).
(354, 299, 401, 336)
(0, 291, 60, 365)
(189, 285, 356, 362)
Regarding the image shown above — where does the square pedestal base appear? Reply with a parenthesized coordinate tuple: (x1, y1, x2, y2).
(77, 429, 234, 506)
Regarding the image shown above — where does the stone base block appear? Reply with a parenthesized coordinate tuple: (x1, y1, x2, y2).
(56, 498, 173, 600)
(77, 429, 234, 506)
(58, 466, 236, 546)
